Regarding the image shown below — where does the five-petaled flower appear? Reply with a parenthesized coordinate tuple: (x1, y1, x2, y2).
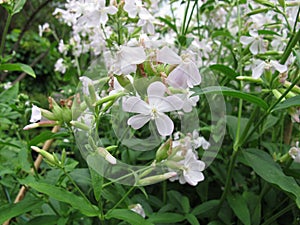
(122, 81, 183, 136)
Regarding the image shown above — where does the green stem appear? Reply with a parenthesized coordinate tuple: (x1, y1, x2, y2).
(181, 0, 191, 36)
(106, 186, 135, 214)
(261, 203, 295, 225)
(184, 0, 197, 35)
(64, 169, 91, 205)
(215, 150, 239, 216)
(0, 13, 12, 57)
(238, 69, 300, 147)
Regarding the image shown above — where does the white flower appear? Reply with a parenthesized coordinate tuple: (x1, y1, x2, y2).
(58, 39, 68, 55)
(251, 59, 287, 79)
(79, 76, 99, 98)
(240, 30, 266, 55)
(169, 149, 205, 186)
(113, 45, 147, 75)
(192, 130, 210, 150)
(157, 46, 201, 88)
(122, 81, 183, 136)
(54, 58, 67, 74)
(38, 23, 50, 37)
(176, 90, 199, 113)
(129, 204, 146, 218)
(289, 142, 300, 163)
(30, 105, 42, 123)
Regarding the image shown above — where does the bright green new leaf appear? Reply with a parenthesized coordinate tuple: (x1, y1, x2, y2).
(0, 198, 43, 224)
(227, 193, 251, 225)
(20, 181, 99, 216)
(0, 63, 36, 78)
(193, 86, 269, 110)
(106, 209, 153, 225)
(242, 148, 300, 208)
(272, 95, 300, 112)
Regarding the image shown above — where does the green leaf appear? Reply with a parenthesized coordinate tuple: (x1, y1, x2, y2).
(272, 95, 300, 112)
(209, 64, 238, 79)
(106, 209, 153, 225)
(89, 167, 103, 201)
(25, 215, 60, 225)
(158, 16, 177, 33)
(12, 0, 26, 15)
(0, 63, 36, 78)
(227, 193, 251, 225)
(20, 180, 99, 216)
(193, 86, 269, 110)
(192, 200, 219, 216)
(0, 198, 43, 224)
(0, 82, 19, 103)
(185, 214, 200, 225)
(242, 148, 300, 208)
(147, 213, 185, 223)
(29, 131, 69, 146)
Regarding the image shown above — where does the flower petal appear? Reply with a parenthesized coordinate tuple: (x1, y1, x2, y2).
(147, 81, 166, 97)
(128, 114, 150, 129)
(250, 40, 259, 55)
(252, 61, 265, 79)
(30, 105, 42, 123)
(270, 60, 287, 73)
(122, 96, 150, 114)
(240, 36, 254, 45)
(156, 46, 182, 64)
(155, 113, 174, 136)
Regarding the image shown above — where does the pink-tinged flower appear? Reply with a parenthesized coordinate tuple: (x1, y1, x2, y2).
(251, 59, 287, 79)
(156, 46, 201, 88)
(169, 149, 205, 186)
(113, 46, 147, 75)
(240, 30, 266, 55)
(122, 81, 183, 136)
(30, 105, 42, 123)
(176, 90, 199, 113)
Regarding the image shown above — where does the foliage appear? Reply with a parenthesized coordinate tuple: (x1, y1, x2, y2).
(0, 0, 300, 225)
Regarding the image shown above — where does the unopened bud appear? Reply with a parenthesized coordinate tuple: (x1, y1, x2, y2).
(97, 147, 117, 165)
(236, 76, 263, 83)
(94, 92, 125, 107)
(156, 138, 172, 162)
(31, 146, 58, 166)
(272, 89, 285, 102)
(23, 120, 58, 130)
(40, 108, 56, 121)
(70, 120, 90, 131)
(137, 172, 177, 186)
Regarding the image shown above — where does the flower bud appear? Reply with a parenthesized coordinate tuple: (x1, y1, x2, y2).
(156, 138, 172, 162)
(31, 146, 60, 166)
(70, 120, 90, 131)
(40, 108, 56, 121)
(97, 147, 117, 165)
(236, 76, 263, 83)
(137, 172, 177, 186)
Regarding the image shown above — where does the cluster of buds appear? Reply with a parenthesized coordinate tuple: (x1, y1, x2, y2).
(23, 97, 73, 130)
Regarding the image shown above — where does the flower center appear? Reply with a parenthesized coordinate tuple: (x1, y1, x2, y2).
(151, 107, 158, 119)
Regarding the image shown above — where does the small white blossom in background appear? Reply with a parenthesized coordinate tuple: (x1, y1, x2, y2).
(3, 82, 12, 90)
(240, 30, 266, 55)
(289, 142, 300, 163)
(38, 23, 50, 37)
(54, 58, 68, 74)
(30, 105, 42, 123)
(129, 203, 146, 218)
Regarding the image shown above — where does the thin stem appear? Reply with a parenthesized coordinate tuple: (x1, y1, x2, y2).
(215, 150, 239, 216)
(64, 169, 91, 205)
(0, 13, 12, 57)
(106, 186, 135, 214)
(184, 0, 197, 35)
(181, 0, 191, 36)
(261, 203, 295, 225)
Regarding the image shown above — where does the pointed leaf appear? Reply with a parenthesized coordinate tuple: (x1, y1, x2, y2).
(106, 209, 153, 225)
(20, 180, 99, 216)
(227, 193, 251, 225)
(242, 148, 300, 208)
(272, 95, 300, 112)
(147, 213, 185, 223)
(0, 63, 36, 78)
(0, 198, 43, 224)
(193, 86, 269, 110)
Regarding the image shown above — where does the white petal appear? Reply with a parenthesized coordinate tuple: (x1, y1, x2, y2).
(240, 36, 254, 45)
(128, 114, 150, 129)
(184, 170, 204, 186)
(156, 46, 182, 64)
(139, 7, 152, 20)
(183, 61, 201, 87)
(122, 96, 150, 114)
(106, 6, 118, 15)
(270, 60, 287, 73)
(252, 61, 266, 79)
(250, 41, 259, 55)
(147, 81, 166, 97)
(30, 105, 42, 123)
(124, 2, 137, 18)
(100, 13, 108, 25)
(119, 46, 147, 65)
(155, 113, 174, 136)
(167, 68, 188, 89)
